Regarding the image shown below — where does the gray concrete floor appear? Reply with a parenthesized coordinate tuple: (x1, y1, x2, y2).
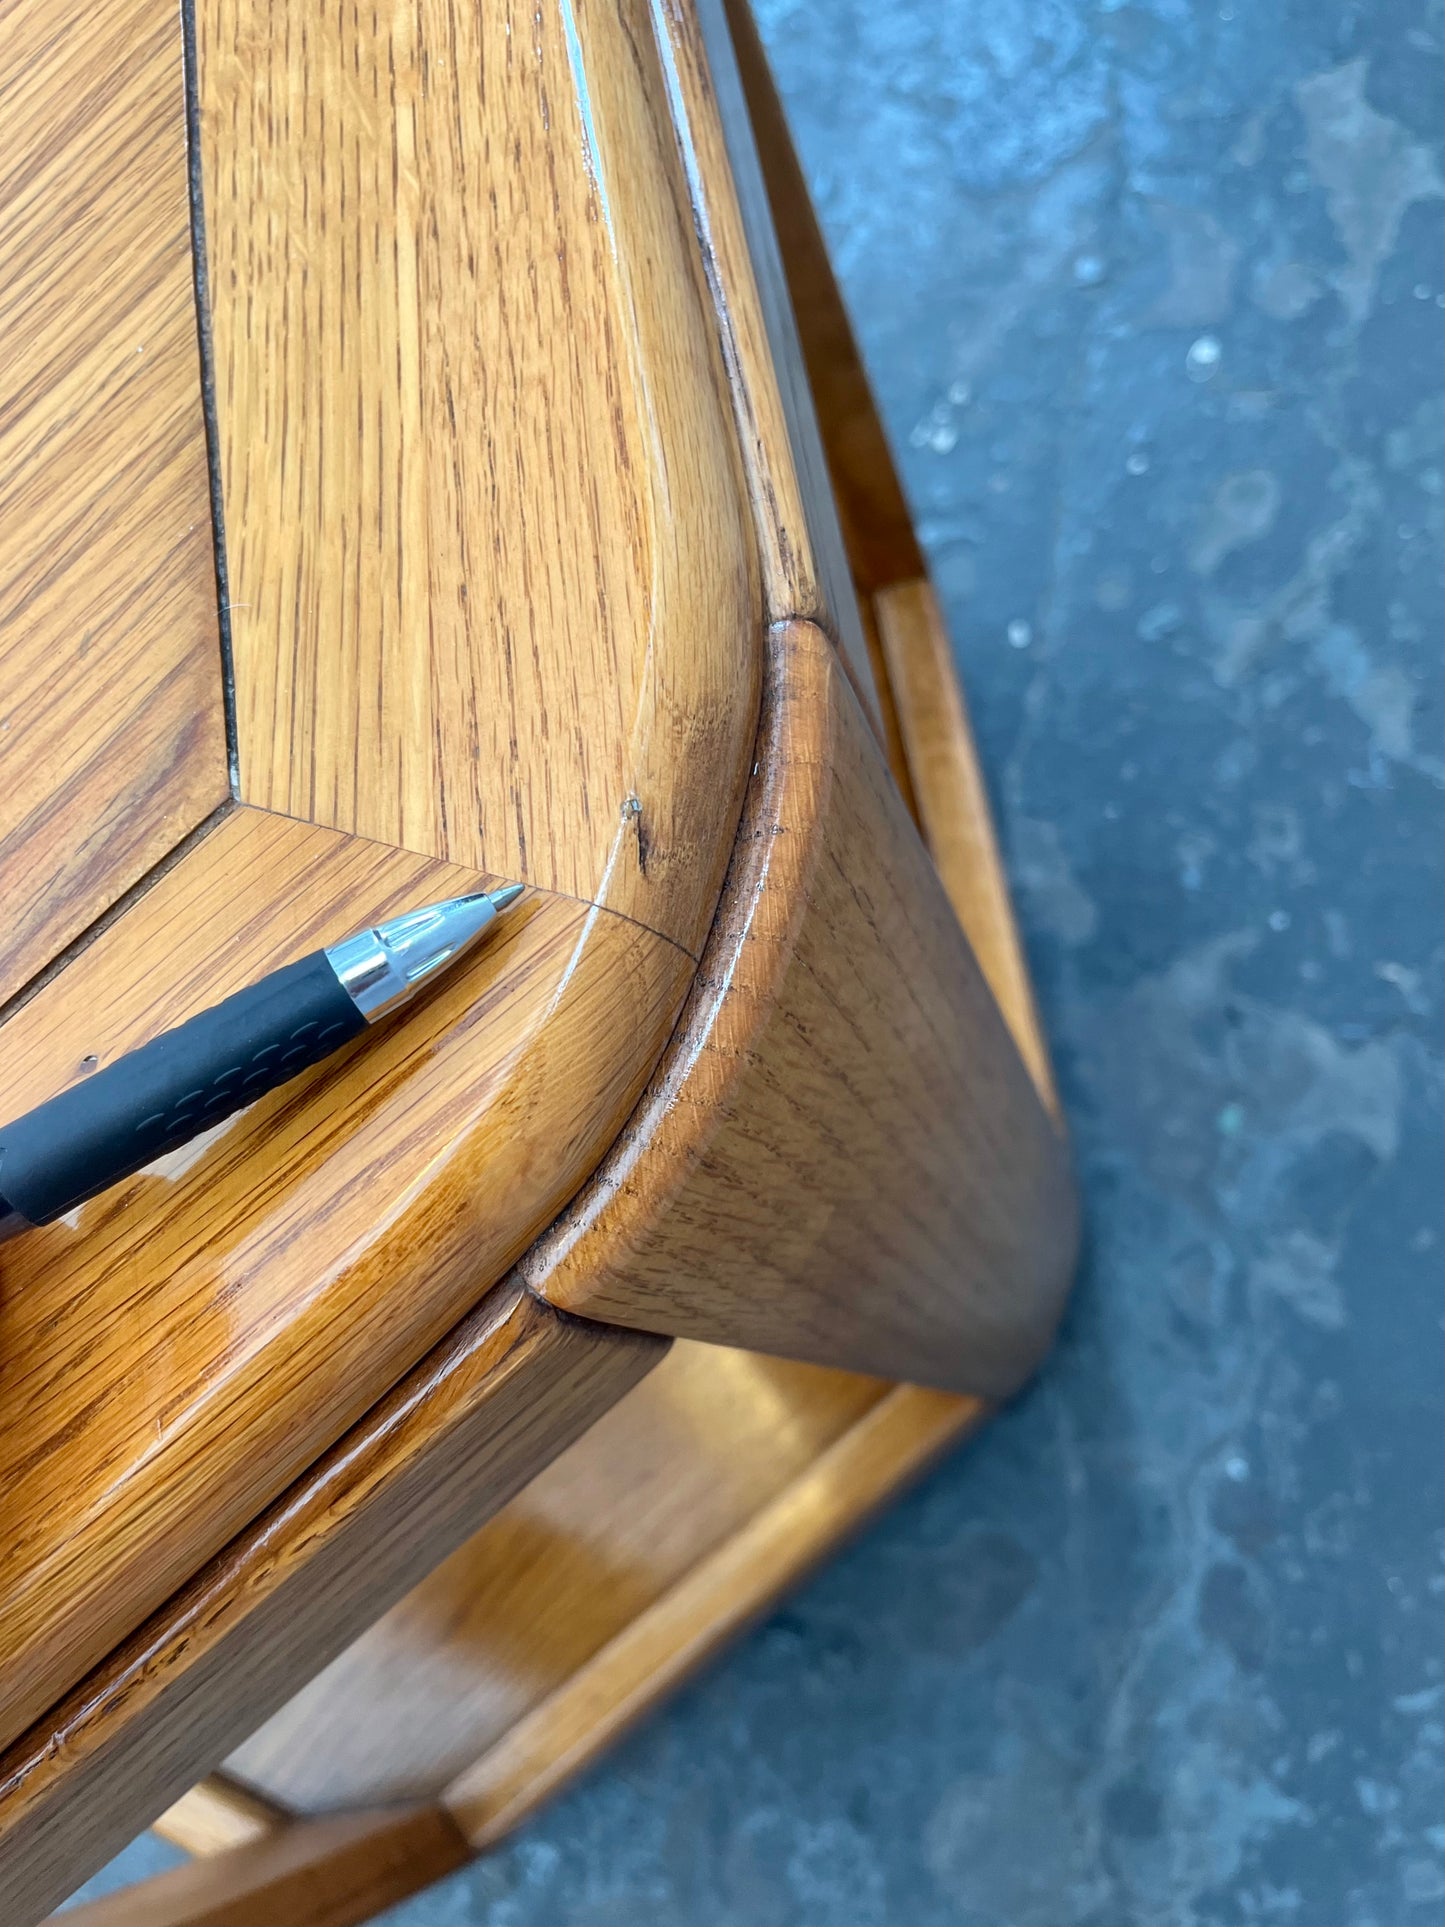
(72, 0, 1443, 1921)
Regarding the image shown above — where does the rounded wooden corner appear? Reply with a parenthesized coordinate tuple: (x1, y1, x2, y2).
(528, 617, 1080, 1398)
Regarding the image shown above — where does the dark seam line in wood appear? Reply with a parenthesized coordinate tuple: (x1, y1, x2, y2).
(180, 0, 241, 794)
(511, 605, 798, 1340)
(0, 800, 236, 1033)
(233, 801, 708, 968)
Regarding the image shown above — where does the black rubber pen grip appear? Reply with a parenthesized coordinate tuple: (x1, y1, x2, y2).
(0, 951, 366, 1227)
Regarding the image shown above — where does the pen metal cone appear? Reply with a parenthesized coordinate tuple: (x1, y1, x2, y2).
(328, 884, 524, 1021)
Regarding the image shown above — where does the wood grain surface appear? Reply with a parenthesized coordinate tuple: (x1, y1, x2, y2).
(58, 1805, 471, 1927)
(529, 618, 1078, 1394)
(196, 0, 760, 957)
(0, 805, 690, 1757)
(153, 1778, 285, 1858)
(0, 1285, 660, 1926)
(3, 0, 787, 1780)
(0, 0, 228, 1004)
(0, 6, 1080, 1921)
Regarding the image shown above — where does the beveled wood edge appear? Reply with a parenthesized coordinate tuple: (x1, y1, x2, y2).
(0, 1285, 662, 1926)
(56, 1804, 470, 1927)
(527, 611, 1077, 1396)
(443, 1382, 986, 1848)
(720, 0, 924, 599)
(653, 0, 881, 730)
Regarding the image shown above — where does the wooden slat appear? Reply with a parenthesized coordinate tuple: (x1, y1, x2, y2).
(0, 0, 228, 1003)
(224, 1343, 888, 1808)
(0, 806, 690, 1757)
(56, 1805, 469, 1927)
(152, 1777, 286, 1857)
(721, 0, 925, 598)
(0, 1286, 660, 1926)
(197, 0, 760, 958)
(445, 1383, 985, 1848)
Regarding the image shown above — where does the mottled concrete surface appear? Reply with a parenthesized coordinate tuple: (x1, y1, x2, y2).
(70, 1, 1443, 1922)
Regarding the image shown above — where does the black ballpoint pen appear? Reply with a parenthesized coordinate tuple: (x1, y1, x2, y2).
(0, 884, 524, 1243)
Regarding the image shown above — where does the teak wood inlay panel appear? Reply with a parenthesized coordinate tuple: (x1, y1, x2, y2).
(0, 0, 228, 1004)
(196, 0, 760, 957)
(0, 804, 690, 1756)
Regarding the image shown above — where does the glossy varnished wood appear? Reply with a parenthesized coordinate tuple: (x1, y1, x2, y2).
(531, 618, 1078, 1394)
(0, 1285, 659, 1925)
(0, 805, 689, 1755)
(197, 0, 759, 955)
(0, 0, 228, 1002)
(3, 0, 776, 1759)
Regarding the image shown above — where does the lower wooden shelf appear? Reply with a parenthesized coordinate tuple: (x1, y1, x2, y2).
(216, 1344, 982, 1829)
(54, 553, 1041, 1927)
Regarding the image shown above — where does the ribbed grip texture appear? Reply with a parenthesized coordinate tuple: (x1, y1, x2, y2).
(0, 951, 366, 1227)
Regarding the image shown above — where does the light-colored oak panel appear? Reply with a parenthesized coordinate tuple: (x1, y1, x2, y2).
(224, 1342, 888, 1809)
(197, 0, 759, 956)
(0, 1285, 660, 1927)
(0, 0, 229, 1003)
(530, 619, 1078, 1394)
(0, 805, 691, 1756)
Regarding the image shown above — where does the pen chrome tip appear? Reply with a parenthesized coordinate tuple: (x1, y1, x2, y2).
(326, 882, 525, 1023)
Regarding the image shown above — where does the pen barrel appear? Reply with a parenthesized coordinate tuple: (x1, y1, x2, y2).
(0, 952, 366, 1228)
